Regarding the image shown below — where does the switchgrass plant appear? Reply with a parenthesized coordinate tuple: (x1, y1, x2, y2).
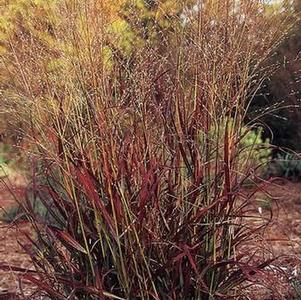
(0, 0, 296, 299)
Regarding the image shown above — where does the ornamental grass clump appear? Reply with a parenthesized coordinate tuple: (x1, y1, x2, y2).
(0, 0, 296, 299)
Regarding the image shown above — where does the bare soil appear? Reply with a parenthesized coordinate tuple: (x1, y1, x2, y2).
(0, 176, 34, 299)
(244, 180, 301, 299)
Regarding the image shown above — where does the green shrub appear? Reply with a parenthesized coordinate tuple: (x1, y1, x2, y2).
(269, 153, 301, 181)
(0, 144, 15, 178)
(241, 127, 272, 166)
(205, 120, 272, 179)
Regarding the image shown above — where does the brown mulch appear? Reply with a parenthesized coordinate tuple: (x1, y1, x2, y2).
(0, 176, 34, 299)
(244, 180, 301, 299)
(253, 180, 301, 258)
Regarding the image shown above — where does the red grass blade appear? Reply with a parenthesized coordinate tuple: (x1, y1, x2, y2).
(48, 226, 87, 254)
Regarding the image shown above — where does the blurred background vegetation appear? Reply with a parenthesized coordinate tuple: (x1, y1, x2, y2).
(249, 0, 301, 153)
(0, 0, 300, 167)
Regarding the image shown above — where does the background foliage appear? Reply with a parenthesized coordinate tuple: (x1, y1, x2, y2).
(249, 0, 301, 153)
